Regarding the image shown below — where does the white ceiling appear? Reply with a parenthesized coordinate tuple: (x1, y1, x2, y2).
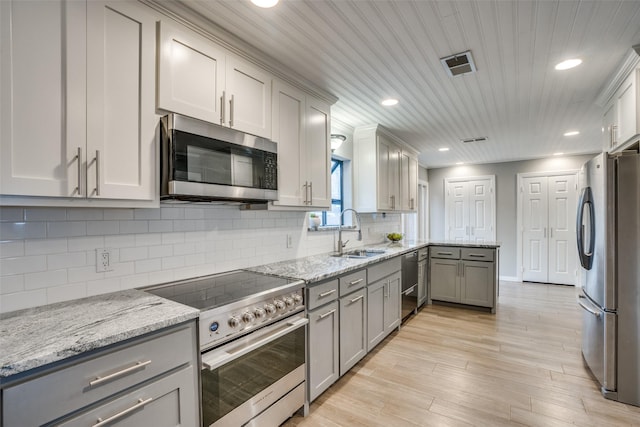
(168, 0, 640, 168)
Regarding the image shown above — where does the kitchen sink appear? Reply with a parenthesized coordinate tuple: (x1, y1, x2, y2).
(333, 248, 387, 258)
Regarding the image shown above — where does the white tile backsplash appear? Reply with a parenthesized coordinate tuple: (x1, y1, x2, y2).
(0, 205, 402, 313)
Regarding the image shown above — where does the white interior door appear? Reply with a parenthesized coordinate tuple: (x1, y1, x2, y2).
(468, 179, 494, 242)
(548, 175, 578, 284)
(446, 181, 469, 241)
(522, 176, 549, 282)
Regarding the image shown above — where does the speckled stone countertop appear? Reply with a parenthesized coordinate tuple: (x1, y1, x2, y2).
(428, 240, 501, 249)
(0, 289, 199, 380)
(248, 240, 500, 284)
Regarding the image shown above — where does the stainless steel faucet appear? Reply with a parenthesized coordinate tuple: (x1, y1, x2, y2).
(337, 208, 362, 256)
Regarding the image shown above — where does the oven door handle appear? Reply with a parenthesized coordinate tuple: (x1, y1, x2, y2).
(201, 317, 309, 371)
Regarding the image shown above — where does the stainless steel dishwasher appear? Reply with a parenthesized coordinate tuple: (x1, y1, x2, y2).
(401, 251, 419, 321)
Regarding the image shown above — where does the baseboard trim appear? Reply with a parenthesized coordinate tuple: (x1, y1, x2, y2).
(499, 276, 520, 282)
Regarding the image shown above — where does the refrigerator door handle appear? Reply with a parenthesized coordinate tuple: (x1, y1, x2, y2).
(576, 187, 595, 270)
(578, 294, 601, 317)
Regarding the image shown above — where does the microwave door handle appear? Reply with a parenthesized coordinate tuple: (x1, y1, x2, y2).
(201, 317, 308, 371)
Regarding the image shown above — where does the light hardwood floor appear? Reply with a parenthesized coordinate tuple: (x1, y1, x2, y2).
(284, 281, 640, 426)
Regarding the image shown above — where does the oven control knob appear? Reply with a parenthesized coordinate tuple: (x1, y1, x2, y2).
(264, 303, 276, 315)
(228, 316, 242, 329)
(292, 294, 303, 305)
(274, 300, 286, 312)
(254, 307, 266, 320)
(284, 297, 294, 308)
(242, 311, 255, 324)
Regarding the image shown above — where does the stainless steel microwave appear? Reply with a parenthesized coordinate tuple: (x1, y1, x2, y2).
(160, 114, 278, 203)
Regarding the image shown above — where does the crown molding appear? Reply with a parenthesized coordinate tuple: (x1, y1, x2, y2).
(595, 46, 640, 107)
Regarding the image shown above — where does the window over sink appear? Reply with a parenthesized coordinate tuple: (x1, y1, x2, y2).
(310, 159, 343, 228)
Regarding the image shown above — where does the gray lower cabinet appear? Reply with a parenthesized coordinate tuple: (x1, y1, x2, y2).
(367, 261, 401, 352)
(429, 246, 497, 312)
(339, 287, 367, 376)
(307, 299, 339, 402)
(2, 321, 199, 427)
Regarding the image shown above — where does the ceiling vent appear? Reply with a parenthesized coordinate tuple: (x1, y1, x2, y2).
(461, 136, 488, 143)
(441, 51, 477, 77)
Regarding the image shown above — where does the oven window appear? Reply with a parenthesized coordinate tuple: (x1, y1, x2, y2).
(172, 130, 277, 190)
(201, 326, 305, 426)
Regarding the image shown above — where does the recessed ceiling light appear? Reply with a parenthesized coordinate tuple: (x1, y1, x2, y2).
(555, 58, 582, 70)
(563, 130, 580, 137)
(381, 98, 398, 106)
(438, 147, 450, 152)
(456, 162, 464, 165)
(251, 0, 279, 8)
(553, 152, 564, 156)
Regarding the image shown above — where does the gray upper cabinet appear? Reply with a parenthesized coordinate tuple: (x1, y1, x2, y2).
(2, 321, 199, 427)
(353, 124, 419, 213)
(429, 245, 498, 313)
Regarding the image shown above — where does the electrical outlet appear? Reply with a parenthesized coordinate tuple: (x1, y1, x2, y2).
(96, 248, 114, 272)
(286, 234, 293, 248)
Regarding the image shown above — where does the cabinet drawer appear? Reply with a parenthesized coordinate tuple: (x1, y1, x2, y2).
(3, 323, 196, 427)
(461, 247, 494, 262)
(307, 279, 339, 310)
(57, 364, 198, 427)
(367, 257, 401, 284)
(339, 269, 367, 296)
(430, 246, 461, 259)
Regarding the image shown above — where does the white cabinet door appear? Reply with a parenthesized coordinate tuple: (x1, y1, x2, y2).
(377, 136, 400, 211)
(226, 56, 272, 139)
(157, 21, 226, 125)
(522, 176, 549, 283)
(548, 175, 578, 285)
(271, 80, 305, 206)
(308, 301, 339, 402)
(616, 69, 638, 146)
(305, 97, 331, 209)
(399, 151, 418, 211)
(86, 1, 156, 200)
(602, 100, 617, 151)
(1, 0, 85, 197)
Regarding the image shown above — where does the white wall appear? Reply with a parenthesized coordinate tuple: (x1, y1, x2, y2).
(427, 154, 596, 278)
(0, 205, 402, 313)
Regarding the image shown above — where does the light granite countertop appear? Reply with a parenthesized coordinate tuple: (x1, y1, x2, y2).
(0, 289, 199, 380)
(248, 240, 500, 284)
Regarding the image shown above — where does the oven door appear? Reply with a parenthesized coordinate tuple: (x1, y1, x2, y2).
(200, 315, 308, 427)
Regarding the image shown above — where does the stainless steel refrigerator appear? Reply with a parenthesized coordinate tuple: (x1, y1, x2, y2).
(576, 150, 640, 406)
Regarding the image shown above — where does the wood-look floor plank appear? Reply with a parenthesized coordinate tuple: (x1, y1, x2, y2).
(283, 281, 639, 426)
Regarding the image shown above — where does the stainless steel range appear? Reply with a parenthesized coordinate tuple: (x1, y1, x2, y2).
(143, 270, 307, 426)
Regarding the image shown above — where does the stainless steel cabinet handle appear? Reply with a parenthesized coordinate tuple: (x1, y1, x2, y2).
(302, 182, 308, 204)
(318, 289, 337, 297)
(229, 94, 235, 127)
(89, 360, 152, 387)
(319, 308, 336, 319)
(384, 282, 389, 298)
(391, 195, 395, 209)
(94, 150, 100, 196)
(75, 146, 82, 196)
(349, 278, 364, 286)
(220, 91, 226, 125)
(578, 295, 601, 318)
(410, 198, 415, 210)
(543, 227, 546, 238)
(468, 253, 485, 258)
(350, 295, 364, 303)
(611, 125, 617, 146)
(94, 397, 153, 427)
(438, 252, 453, 256)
